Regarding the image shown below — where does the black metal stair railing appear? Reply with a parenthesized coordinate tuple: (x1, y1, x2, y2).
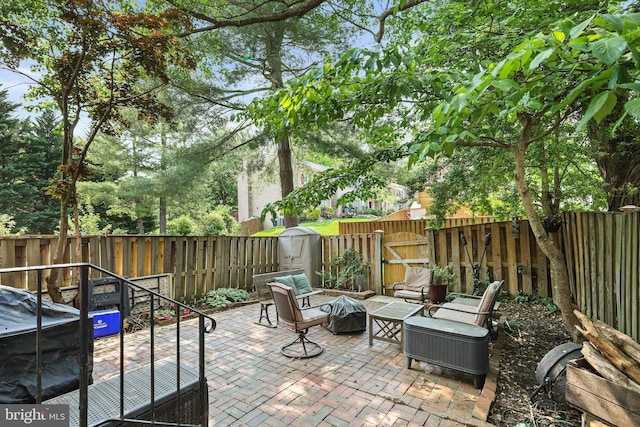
(0, 262, 216, 427)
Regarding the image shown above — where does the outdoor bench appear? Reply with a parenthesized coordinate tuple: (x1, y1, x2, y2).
(253, 269, 322, 327)
(44, 359, 206, 426)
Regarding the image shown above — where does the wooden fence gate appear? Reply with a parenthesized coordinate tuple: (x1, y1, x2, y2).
(382, 232, 434, 294)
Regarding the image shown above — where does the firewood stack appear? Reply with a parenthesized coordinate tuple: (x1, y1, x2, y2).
(574, 310, 640, 393)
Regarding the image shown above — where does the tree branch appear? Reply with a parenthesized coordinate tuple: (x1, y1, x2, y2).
(166, 0, 328, 36)
(375, 0, 429, 43)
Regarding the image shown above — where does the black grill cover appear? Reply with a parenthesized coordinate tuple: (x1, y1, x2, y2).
(321, 295, 366, 334)
(0, 285, 93, 403)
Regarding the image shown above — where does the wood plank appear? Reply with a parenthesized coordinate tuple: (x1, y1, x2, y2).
(184, 238, 196, 299)
(385, 258, 430, 264)
(596, 215, 605, 321)
(384, 240, 430, 247)
(603, 214, 614, 326)
(136, 237, 146, 277)
(174, 237, 185, 300)
(574, 212, 586, 312)
(197, 237, 207, 294)
(26, 239, 41, 291)
(205, 237, 215, 292)
(150, 237, 159, 275)
(490, 223, 503, 282)
(587, 214, 597, 318)
(628, 213, 639, 340)
(506, 225, 519, 296)
(566, 359, 640, 427)
(520, 225, 532, 294)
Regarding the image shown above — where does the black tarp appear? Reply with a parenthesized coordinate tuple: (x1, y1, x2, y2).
(321, 295, 367, 334)
(0, 284, 93, 403)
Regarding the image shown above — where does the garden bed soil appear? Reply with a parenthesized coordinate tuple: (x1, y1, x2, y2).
(490, 300, 582, 426)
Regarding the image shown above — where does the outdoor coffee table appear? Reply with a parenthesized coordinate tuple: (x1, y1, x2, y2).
(368, 302, 424, 347)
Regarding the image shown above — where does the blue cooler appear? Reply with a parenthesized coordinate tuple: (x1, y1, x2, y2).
(90, 309, 120, 338)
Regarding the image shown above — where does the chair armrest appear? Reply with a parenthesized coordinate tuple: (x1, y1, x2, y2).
(297, 290, 323, 299)
(317, 302, 334, 313)
(447, 292, 481, 300)
(427, 304, 490, 317)
(392, 281, 406, 290)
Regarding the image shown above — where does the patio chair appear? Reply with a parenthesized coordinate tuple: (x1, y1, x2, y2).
(391, 266, 432, 303)
(427, 280, 503, 338)
(268, 282, 330, 358)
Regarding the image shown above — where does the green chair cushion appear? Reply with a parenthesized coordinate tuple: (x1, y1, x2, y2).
(292, 273, 313, 294)
(276, 275, 298, 294)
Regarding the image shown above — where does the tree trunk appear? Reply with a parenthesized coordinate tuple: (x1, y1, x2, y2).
(512, 133, 580, 340)
(278, 135, 299, 227)
(268, 24, 298, 228)
(46, 197, 69, 303)
(159, 196, 167, 233)
(588, 110, 640, 211)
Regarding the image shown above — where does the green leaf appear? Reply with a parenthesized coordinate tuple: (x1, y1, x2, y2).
(592, 91, 617, 123)
(590, 36, 627, 65)
(624, 98, 640, 118)
(450, 93, 468, 113)
(578, 91, 615, 128)
(491, 79, 520, 92)
(529, 48, 554, 69)
(570, 15, 594, 39)
(617, 82, 640, 91)
(598, 14, 624, 32)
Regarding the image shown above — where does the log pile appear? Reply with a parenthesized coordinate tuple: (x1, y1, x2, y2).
(574, 310, 640, 393)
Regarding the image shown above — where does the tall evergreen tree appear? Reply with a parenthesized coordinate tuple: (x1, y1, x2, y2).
(0, 90, 60, 233)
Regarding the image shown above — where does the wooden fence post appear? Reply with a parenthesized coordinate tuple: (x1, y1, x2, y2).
(372, 230, 384, 294)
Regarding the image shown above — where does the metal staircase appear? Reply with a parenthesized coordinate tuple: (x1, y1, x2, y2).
(0, 263, 215, 427)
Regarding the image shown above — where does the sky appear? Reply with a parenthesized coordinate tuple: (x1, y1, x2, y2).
(1, 66, 39, 121)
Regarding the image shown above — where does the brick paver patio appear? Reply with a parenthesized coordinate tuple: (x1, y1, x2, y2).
(91, 295, 498, 427)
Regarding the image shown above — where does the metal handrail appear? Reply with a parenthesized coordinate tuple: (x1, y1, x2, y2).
(0, 262, 216, 427)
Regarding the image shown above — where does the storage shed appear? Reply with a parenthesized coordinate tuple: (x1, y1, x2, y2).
(278, 226, 322, 287)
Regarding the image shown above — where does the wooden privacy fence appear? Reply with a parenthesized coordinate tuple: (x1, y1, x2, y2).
(0, 235, 279, 301)
(562, 211, 639, 341)
(339, 216, 498, 235)
(426, 219, 553, 298)
(2, 212, 638, 340)
(342, 217, 552, 298)
(0, 233, 381, 300)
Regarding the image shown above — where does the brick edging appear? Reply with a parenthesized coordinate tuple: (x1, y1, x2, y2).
(468, 319, 506, 426)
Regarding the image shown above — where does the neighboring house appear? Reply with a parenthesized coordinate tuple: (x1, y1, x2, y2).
(237, 160, 411, 228)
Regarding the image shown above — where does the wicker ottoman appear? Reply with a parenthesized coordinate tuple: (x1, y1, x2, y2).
(404, 317, 489, 388)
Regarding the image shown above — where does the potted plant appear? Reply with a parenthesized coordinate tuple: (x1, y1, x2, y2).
(316, 249, 368, 291)
(430, 263, 455, 303)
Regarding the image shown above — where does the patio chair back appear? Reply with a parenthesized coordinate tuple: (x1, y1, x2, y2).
(269, 282, 302, 326)
(473, 280, 503, 326)
(403, 267, 432, 292)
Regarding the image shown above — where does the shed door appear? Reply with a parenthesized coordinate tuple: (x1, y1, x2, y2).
(279, 235, 306, 271)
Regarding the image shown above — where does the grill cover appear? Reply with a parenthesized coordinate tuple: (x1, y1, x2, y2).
(321, 295, 367, 334)
(0, 285, 93, 403)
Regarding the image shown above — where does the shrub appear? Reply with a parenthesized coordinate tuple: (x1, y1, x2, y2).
(305, 207, 321, 221)
(167, 215, 194, 235)
(199, 287, 250, 310)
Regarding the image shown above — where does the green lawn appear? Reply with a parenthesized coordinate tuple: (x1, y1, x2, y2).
(252, 218, 372, 236)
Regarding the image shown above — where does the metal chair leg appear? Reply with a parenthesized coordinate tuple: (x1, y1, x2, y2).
(281, 331, 323, 358)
